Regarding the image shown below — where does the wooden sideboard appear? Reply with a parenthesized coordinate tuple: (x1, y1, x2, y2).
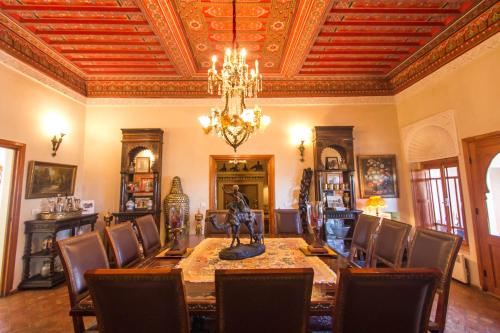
(18, 213, 98, 290)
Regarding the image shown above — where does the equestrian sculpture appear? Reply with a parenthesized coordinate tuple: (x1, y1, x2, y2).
(206, 185, 265, 259)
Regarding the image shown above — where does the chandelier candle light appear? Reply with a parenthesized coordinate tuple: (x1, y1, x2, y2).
(199, 0, 270, 152)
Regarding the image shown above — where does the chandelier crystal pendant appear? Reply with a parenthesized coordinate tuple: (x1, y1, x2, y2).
(198, 0, 270, 152)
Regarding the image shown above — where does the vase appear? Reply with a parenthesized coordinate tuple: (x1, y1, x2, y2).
(41, 261, 51, 278)
(163, 177, 190, 239)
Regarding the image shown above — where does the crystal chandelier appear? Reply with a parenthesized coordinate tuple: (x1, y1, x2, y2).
(198, 0, 270, 152)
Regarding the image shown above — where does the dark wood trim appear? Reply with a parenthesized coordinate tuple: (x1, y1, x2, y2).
(208, 155, 276, 234)
(462, 131, 500, 292)
(0, 139, 26, 296)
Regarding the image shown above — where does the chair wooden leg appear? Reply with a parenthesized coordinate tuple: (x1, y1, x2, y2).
(72, 315, 85, 333)
(429, 289, 449, 333)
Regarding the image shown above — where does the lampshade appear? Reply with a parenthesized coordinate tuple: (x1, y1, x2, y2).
(366, 196, 386, 208)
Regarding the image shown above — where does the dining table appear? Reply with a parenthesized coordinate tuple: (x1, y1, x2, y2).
(135, 235, 337, 316)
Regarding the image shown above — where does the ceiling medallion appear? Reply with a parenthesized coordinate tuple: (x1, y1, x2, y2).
(198, 0, 270, 152)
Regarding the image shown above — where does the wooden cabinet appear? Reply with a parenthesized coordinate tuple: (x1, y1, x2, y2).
(313, 126, 361, 239)
(113, 129, 163, 229)
(18, 214, 98, 290)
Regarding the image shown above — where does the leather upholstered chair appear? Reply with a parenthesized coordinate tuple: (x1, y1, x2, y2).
(333, 268, 441, 333)
(275, 209, 302, 235)
(215, 268, 313, 333)
(134, 214, 161, 257)
(57, 232, 110, 333)
(407, 228, 462, 333)
(348, 214, 381, 266)
(240, 209, 264, 235)
(104, 222, 141, 268)
(369, 218, 412, 268)
(85, 268, 190, 333)
(204, 210, 229, 236)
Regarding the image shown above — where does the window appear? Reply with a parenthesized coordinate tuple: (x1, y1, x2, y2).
(411, 158, 467, 243)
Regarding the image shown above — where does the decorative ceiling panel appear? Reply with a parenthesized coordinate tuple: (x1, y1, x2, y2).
(0, 0, 498, 97)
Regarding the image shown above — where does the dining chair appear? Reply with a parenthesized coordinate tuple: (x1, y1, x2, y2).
(134, 214, 161, 257)
(348, 214, 381, 266)
(333, 267, 441, 333)
(407, 228, 462, 333)
(275, 209, 302, 235)
(215, 268, 313, 333)
(369, 218, 412, 268)
(104, 222, 142, 268)
(56, 232, 110, 333)
(85, 268, 190, 333)
(204, 210, 229, 236)
(240, 209, 265, 235)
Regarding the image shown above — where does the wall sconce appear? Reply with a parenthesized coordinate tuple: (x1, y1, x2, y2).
(51, 133, 66, 157)
(290, 125, 312, 162)
(44, 112, 69, 157)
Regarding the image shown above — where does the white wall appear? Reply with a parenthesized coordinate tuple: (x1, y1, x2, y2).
(0, 63, 86, 290)
(82, 101, 409, 239)
(0, 147, 15, 282)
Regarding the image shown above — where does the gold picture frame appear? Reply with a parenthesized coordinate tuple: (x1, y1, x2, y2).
(357, 154, 399, 198)
(25, 161, 77, 199)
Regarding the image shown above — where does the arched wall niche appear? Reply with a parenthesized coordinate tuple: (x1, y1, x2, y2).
(401, 110, 459, 163)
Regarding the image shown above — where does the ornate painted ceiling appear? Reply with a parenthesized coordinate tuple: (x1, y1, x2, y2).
(0, 0, 498, 98)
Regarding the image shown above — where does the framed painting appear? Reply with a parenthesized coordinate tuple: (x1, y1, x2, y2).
(357, 155, 399, 198)
(135, 157, 150, 173)
(25, 161, 77, 199)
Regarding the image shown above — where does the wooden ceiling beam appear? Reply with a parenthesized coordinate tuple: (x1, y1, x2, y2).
(310, 49, 410, 55)
(78, 64, 175, 68)
(319, 31, 433, 37)
(314, 41, 421, 46)
(329, 7, 461, 15)
(19, 18, 149, 25)
(306, 56, 401, 62)
(84, 70, 177, 75)
(302, 64, 392, 69)
(325, 20, 446, 26)
(299, 70, 386, 75)
(34, 29, 155, 36)
(60, 50, 165, 54)
(68, 57, 169, 62)
(47, 40, 160, 46)
(0, 4, 141, 13)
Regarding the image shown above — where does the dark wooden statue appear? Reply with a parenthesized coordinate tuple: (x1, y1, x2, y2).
(206, 185, 265, 259)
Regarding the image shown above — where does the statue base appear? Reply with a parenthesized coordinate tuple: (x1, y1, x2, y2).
(219, 243, 266, 260)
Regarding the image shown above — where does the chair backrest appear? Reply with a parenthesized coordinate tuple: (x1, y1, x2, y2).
(333, 268, 441, 333)
(275, 209, 302, 235)
(351, 214, 381, 253)
(371, 218, 412, 268)
(104, 222, 141, 268)
(215, 268, 313, 333)
(85, 268, 190, 333)
(57, 232, 110, 307)
(204, 210, 229, 235)
(135, 214, 161, 256)
(407, 228, 462, 291)
(204, 209, 265, 235)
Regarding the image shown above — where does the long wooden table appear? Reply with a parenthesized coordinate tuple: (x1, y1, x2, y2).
(136, 235, 336, 315)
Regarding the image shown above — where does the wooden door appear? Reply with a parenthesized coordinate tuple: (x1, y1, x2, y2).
(410, 167, 435, 229)
(464, 132, 500, 296)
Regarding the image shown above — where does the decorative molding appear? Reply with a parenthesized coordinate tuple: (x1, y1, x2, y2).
(395, 32, 500, 102)
(401, 111, 459, 163)
(86, 95, 395, 107)
(389, 3, 500, 93)
(0, 50, 86, 104)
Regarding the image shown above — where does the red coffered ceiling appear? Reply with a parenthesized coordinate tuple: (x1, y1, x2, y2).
(0, 0, 498, 97)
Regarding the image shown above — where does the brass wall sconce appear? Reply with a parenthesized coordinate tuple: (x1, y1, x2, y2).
(51, 133, 65, 157)
(298, 140, 305, 162)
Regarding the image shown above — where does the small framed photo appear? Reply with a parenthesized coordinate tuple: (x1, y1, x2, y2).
(326, 172, 342, 185)
(140, 177, 154, 192)
(81, 200, 95, 214)
(134, 197, 150, 210)
(325, 157, 339, 170)
(135, 157, 150, 173)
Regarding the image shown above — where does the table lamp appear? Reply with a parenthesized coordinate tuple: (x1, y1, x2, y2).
(366, 196, 386, 216)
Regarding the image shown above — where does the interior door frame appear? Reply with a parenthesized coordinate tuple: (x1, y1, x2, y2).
(462, 131, 500, 291)
(209, 155, 275, 234)
(0, 139, 26, 296)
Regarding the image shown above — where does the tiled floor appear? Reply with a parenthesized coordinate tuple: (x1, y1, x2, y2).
(0, 281, 499, 332)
